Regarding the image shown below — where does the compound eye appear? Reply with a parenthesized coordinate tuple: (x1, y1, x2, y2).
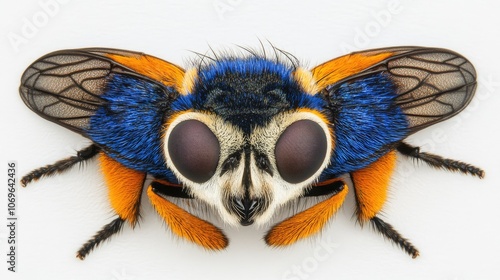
(275, 120, 328, 184)
(168, 120, 220, 183)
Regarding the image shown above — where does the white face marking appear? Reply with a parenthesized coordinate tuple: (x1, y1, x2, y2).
(249, 111, 333, 225)
(163, 111, 333, 227)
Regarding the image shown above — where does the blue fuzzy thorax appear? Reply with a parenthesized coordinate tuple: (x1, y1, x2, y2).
(173, 58, 326, 134)
(322, 73, 409, 177)
(86, 62, 408, 182)
(86, 74, 178, 182)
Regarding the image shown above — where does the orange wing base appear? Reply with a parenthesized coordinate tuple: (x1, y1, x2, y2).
(311, 51, 393, 90)
(106, 53, 185, 92)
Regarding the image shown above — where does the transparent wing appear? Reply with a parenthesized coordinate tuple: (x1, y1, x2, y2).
(314, 47, 477, 133)
(387, 49, 476, 132)
(19, 48, 184, 135)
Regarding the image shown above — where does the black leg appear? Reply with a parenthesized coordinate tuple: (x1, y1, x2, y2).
(397, 142, 484, 178)
(76, 217, 125, 260)
(302, 180, 345, 197)
(151, 181, 193, 199)
(21, 144, 100, 187)
(370, 216, 419, 258)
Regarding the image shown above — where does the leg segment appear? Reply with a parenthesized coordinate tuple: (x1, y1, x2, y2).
(351, 151, 396, 222)
(99, 153, 146, 226)
(351, 150, 419, 258)
(265, 179, 347, 246)
(150, 180, 193, 199)
(21, 144, 100, 187)
(76, 217, 125, 260)
(397, 142, 485, 178)
(302, 178, 346, 197)
(77, 153, 146, 259)
(370, 216, 419, 258)
(147, 182, 228, 250)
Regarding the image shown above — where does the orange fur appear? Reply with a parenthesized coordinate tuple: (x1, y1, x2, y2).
(147, 186, 228, 250)
(351, 151, 397, 222)
(106, 53, 185, 92)
(99, 153, 146, 226)
(266, 182, 348, 246)
(311, 52, 393, 91)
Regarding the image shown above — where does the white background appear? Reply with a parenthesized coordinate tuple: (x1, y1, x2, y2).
(1, 0, 500, 279)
